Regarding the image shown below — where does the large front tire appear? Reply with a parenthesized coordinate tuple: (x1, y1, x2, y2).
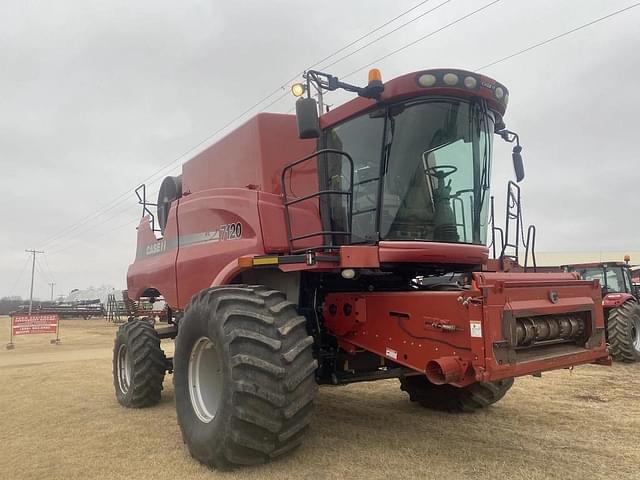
(400, 375, 514, 412)
(174, 285, 317, 470)
(113, 319, 166, 408)
(607, 299, 640, 362)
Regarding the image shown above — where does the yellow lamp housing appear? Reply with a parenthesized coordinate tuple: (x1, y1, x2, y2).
(291, 83, 306, 97)
(363, 68, 384, 98)
(368, 68, 382, 83)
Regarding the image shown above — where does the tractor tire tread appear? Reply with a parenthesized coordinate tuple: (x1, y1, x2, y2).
(175, 285, 316, 470)
(607, 299, 640, 362)
(113, 319, 166, 408)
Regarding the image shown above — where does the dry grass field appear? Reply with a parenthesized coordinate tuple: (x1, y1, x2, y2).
(1, 316, 639, 480)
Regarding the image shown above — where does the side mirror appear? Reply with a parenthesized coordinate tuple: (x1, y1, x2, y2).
(295, 97, 320, 139)
(512, 145, 524, 182)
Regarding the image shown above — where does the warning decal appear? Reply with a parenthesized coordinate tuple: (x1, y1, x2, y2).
(470, 321, 482, 338)
(385, 347, 398, 360)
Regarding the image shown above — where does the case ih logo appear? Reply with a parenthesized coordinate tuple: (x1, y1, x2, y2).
(141, 223, 243, 258)
(145, 239, 167, 256)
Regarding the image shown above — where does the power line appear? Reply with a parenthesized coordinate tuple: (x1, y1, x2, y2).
(47, 1, 634, 254)
(47, 215, 141, 255)
(40, 192, 133, 248)
(43, 182, 161, 252)
(319, 0, 453, 71)
(47, 197, 161, 256)
(38, 1, 447, 250)
(35, 257, 52, 288)
(42, 253, 56, 283)
(311, 0, 433, 70)
(44, 199, 146, 252)
(475, 2, 640, 71)
(8, 254, 31, 298)
(111, 217, 143, 232)
(340, 0, 502, 80)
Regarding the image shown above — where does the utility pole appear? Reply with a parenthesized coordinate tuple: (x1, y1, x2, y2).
(49, 282, 55, 301)
(25, 249, 44, 316)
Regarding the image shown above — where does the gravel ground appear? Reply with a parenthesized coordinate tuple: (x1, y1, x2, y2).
(1, 316, 639, 480)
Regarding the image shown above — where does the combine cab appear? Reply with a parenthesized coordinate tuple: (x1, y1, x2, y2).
(565, 261, 640, 362)
(113, 68, 609, 469)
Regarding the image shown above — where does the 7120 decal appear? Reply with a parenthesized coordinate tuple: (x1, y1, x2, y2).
(219, 222, 242, 240)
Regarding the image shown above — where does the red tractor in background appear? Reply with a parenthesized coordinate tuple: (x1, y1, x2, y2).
(564, 260, 640, 362)
(112, 68, 609, 470)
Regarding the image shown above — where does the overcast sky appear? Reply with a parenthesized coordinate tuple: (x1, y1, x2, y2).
(1, 0, 639, 300)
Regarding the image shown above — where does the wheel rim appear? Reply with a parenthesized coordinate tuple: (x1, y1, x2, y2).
(117, 344, 131, 394)
(632, 316, 640, 352)
(188, 337, 223, 423)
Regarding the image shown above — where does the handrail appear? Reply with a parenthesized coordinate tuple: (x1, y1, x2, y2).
(500, 181, 521, 268)
(452, 196, 467, 243)
(524, 224, 537, 271)
(135, 184, 159, 233)
(496, 181, 537, 271)
(281, 149, 355, 253)
(492, 226, 505, 259)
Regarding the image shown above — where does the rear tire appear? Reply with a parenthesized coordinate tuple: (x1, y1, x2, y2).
(173, 285, 317, 470)
(113, 319, 166, 408)
(400, 375, 514, 412)
(607, 299, 640, 362)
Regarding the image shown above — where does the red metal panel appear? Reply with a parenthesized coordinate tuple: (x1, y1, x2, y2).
(175, 188, 264, 307)
(324, 273, 608, 386)
(127, 206, 179, 307)
(257, 191, 289, 253)
(323, 290, 480, 386)
(340, 246, 380, 268)
(378, 241, 488, 265)
(603, 293, 634, 308)
(320, 70, 508, 130)
(181, 113, 315, 196)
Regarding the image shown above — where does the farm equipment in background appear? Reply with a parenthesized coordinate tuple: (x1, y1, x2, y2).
(14, 299, 104, 319)
(630, 264, 640, 289)
(564, 260, 640, 362)
(107, 290, 169, 323)
(112, 67, 609, 470)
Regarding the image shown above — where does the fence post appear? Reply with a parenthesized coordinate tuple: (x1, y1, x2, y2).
(6, 315, 15, 350)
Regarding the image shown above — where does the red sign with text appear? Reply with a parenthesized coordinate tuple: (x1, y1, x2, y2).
(11, 314, 59, 336)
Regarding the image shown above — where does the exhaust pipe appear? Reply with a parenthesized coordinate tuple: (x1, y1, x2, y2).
(425, 357, 466, 385)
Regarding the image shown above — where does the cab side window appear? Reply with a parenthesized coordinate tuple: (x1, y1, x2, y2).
(324, 113, 385, 242)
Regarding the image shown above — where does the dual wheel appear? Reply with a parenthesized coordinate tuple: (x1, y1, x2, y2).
(113, 285, 317, 470)
(113, 285, 512, 470)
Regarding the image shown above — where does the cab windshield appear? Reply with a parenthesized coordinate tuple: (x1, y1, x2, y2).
(579, 267, 628, 293)
(323, 98, 494, 246)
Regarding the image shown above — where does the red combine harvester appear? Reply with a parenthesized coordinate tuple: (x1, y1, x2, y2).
(113, 68, 609, 469)
(564, 260, 640, 362)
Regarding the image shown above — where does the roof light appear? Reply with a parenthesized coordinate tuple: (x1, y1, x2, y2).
(494, 86, 504, 99)
(291, 83, 306, 97)
(417, 73, 437, 87)
(443, 73, 459, 86)
(463, 76, 477, 89)
(368, 68, 382, 83)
